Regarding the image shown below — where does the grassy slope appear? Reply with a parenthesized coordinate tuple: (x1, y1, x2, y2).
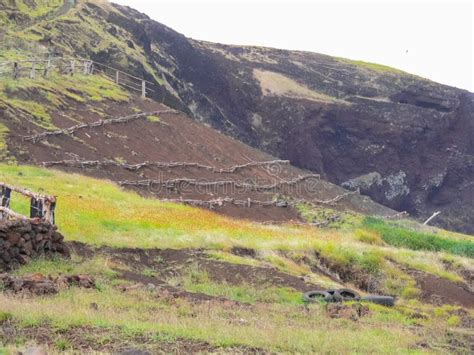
(0, 73, 129, 130)
(0, 164, 473, 353)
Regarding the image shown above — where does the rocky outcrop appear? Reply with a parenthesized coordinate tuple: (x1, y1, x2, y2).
(0, 220, 70, 270)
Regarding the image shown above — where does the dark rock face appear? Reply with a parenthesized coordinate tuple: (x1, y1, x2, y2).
(7, 1, 474, 233)
(0, 220, 70, 270)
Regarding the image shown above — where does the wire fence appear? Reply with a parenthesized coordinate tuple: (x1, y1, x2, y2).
(0, 57, 154, 98)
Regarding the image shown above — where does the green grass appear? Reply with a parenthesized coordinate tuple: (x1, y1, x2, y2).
(0, 164, 472, 352)
(363, 217, 474, 258)
(15, 0, 64, 19)
(0, 164, 471, 292)
(146, 115, 161, 123)
(174, 264, 304, 305)
(0, 72, 129, 130)
(337, 57, 407, 75)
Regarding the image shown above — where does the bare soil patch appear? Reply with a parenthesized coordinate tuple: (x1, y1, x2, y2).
(409, 270, 474, 309)
(70, 242, 323, 293)
(5, 95, 395, 224)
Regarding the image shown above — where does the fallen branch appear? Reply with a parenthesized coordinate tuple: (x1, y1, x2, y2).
(0, 182, 55, 203)
(118, 174, 320, 192)
(292, 189, 359, 207)
(423, 211, 441, 225)
(0, 206, 34, 222)
(159, 189, 357, 210)
(22, 109, 180, 143)
(160, 197, 287, 209)
(40, 159, 291, 173)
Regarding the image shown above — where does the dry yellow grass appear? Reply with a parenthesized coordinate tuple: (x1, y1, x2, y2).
(253, 69, 348, 104)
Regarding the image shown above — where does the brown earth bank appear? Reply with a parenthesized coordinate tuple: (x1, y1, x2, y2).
(69, 242, 325, 294)
(0, 220, 69, 271)
(2, 0, 471, 233)
(4, 94, 397, 224)
(0, 321, 265, 354)
(68, 242, 474, 309)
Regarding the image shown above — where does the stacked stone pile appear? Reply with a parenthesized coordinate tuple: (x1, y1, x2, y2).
(0, 219, 70, 270)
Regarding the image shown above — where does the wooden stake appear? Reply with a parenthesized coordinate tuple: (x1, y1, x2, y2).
(423, 211, 441, 225)
(30, 63, 36, 79)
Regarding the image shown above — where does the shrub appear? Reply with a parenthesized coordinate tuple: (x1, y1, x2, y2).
(357, 250, 384, 274)
(354, 229, 384, 245)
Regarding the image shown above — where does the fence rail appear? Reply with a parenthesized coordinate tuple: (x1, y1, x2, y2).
(0, 57, 153, 98)
(0, 182, 56, 224)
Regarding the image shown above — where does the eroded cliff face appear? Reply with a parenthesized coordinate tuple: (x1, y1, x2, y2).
(3, 0, 474, 233)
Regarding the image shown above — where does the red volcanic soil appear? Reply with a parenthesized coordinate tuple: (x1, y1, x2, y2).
(5, 95, 395, 223)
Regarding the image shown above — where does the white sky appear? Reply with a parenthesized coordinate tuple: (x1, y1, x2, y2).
(113, 0, 473, 92)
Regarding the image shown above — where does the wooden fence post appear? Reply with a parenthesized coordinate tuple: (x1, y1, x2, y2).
(30, 63, 36, 79)
(13, 62, 19, 79)
(70, 60, 75, 76)
(43, 59, 51, 78)
(0, 187, 10, 221)
(115, 70, 119, 84)
(141, 80, 146, 99)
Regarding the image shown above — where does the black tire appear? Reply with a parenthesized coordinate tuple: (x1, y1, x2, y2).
(335, 288, 360, 301)
(303, 290, 333, 303)
(361, 295, 395, 307)
(326, 289, 343, 302)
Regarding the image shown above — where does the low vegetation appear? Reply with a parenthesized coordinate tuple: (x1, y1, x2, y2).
(0, 166, 472, 352)
(0, 72, 129, 130)
(363, 217, 474, 258)
(1, 164, 471, 285)
(337, 57, 408, 75)
(0, 247, 471, 353)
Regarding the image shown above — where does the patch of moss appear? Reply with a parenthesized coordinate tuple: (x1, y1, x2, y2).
(146, 115, 160, 122)
(337, 57, 407, 75)
(15, 0, 64, 19)
(2, 98, 55, 130)
(0, 69, 129, 130)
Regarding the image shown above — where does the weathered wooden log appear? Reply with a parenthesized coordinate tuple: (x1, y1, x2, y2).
(0, 182, 55, 203)
(119, 174, 321, 192)
(22, 109, 181, 143)
(41, 159, 291, 174)
(0, 207, 35, 222)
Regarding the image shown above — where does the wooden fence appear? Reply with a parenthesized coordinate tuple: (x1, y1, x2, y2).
(0, 183, 56, 224)
(0, 57, 154, 98)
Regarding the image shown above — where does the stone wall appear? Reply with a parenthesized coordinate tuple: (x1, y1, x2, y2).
(0, 220, 69, 271)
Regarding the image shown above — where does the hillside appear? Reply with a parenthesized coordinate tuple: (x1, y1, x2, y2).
(1, 0, 472, 233)
(0, 53, 472, 355)
(0, 164, 473, 353)
(0, 1, 473, 353)
(0, 63, 398, 223)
